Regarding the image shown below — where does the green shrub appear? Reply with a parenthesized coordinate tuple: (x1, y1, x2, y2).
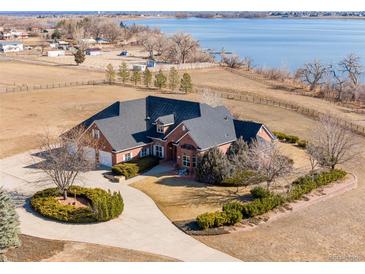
(112, 156, 159, 179)
(272, 131, 299, 143)
(288, 169, 346, 202)
(250, 186, 271, 199)
(222, 201, 244, 212)
(196, 212, 218, 230)
(196, 208, 243, 229)
(31, 186, 124, 223)
(196, 169, 347, 230)
(296, 139, 307, 148)
(241, 193, 285, 218)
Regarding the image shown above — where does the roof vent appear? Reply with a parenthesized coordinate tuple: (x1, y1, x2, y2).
(224, 116, 228, 120)
(145, 116, 150, 121)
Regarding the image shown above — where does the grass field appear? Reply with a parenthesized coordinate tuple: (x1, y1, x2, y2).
(5, 234, 177, 262)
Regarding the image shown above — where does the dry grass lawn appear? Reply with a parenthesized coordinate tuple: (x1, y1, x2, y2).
(189, 67, 365, 127)
(131, 175, 251, 222)
(0, 60, 104, 88)
(6, 234, 177, 262)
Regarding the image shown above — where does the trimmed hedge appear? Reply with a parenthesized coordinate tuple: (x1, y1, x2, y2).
(31, 186, 124, 223)
(112, 156, 159, 179)
(196, 169, 347, 229)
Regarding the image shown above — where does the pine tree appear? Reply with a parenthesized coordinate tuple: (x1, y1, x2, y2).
(118, 62, 130, 84)
(168, 67, 179, 91)
(180, 72, 193, 93)
(105, 64, 116, 84)
(0, 187, 21, 261)
(143, 68, 152, 87)
(73, 49, 85, 66)
(131, 70, 141, 86)
(154, 70, 167, 90)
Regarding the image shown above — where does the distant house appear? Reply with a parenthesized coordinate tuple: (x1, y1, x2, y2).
(81, 38, 96, 45)
(96, 38, 110, 44)
(47, 50, 65, 57)
(85, 48, 102, 56)
(65, 96, 275, 168)
(0, 30, 28, 40)
(133, 64, 146, 71)
(0, 41, 24, 53)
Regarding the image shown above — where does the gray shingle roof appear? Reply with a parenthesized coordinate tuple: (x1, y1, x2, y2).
(155, 114, 175, 125)
(75, 96, 270, 152)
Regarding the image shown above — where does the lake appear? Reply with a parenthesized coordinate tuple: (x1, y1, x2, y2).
(128, 18, 365, 72)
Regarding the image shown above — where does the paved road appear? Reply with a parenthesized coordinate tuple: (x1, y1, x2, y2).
(0, 151, 239, 262)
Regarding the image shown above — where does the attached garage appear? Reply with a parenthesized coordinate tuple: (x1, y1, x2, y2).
(99, 150, 112, 167)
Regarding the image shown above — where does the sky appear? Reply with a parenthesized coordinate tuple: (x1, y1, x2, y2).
(0, 0, 363, 12)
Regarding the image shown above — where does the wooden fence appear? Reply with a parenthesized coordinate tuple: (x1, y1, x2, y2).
(194, 85, 365, 137)
(1, 77, 364, 137)
(0, 80, 107, 93)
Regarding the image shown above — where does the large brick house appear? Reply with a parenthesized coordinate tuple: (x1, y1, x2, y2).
(67, 96, 275, 170)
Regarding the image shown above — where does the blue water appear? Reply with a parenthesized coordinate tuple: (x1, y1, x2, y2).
(128, 18, 365, 72)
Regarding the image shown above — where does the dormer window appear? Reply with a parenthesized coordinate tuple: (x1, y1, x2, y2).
(92, 129, 100, 139)
(156, 124, 164, 133)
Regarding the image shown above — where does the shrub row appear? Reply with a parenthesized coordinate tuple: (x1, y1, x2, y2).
(112, 156, 159, 179)
(288, 169, 347, 202)
(272, 131, 307, 148)
(31, 186, 124, 223)
(196, 170, 346, 229)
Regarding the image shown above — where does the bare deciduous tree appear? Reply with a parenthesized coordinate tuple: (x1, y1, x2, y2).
(246, 140, 293, 189)
(242, 56, 254, 71)
(35, 127, 99, 200)
(171, 32, 199, 63)
(339, 54, 363, 87)
(308, 115, 356, 170)
(221, 54, 243, 69)
(295, 60, 328, 91)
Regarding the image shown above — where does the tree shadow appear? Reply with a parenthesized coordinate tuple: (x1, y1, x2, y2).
(7, 190, 30, 208)
(156, 176, 253, 207)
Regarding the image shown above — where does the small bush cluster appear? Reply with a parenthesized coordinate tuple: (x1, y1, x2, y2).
(196, 207, 243, 230)
(272, 131, 307, 148)
(112, 156, 159, 179)
(196, 169, 347, 229)
(31, 186, 124, 223)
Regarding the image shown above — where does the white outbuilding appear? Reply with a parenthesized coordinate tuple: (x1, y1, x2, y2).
(47, 50, 65, 57)
(0, 41, 24, 53)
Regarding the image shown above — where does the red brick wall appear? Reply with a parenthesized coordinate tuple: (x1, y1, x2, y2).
(257, 126, 273, 142)
(112, 144, 152, 165)
(84, 123, 113, 152)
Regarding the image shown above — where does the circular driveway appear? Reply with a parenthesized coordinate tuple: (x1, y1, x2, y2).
(0, 151, 239, 262)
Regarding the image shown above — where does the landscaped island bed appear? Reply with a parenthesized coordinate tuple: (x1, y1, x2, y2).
(31, 186, 124, 223)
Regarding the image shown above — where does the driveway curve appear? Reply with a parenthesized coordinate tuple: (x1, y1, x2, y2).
(0, 151, 239, 262)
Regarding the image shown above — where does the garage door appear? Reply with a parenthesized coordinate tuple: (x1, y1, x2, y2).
(99, 151, 112, 167)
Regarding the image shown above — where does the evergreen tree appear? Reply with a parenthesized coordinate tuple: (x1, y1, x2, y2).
(105, 64, 116, 84)
(131, 70, 142, 86)
(180, 72, 193, 93)
(143, 68, 153, 87)
(196, 148, 233, 184)
(168, 67, 179, 91)
(73, 49, 85, 66)
(0, 187, 21, 261)
(51, 29, 62, 40)
(154, 70, 167, 90)
(118, 62, 130, 84)
(226, 137, 249, 162)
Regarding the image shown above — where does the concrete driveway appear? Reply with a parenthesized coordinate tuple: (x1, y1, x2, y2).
(0, 151, 239, 262)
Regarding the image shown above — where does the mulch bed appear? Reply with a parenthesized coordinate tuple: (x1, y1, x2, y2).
(173, 220, 230, 236)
